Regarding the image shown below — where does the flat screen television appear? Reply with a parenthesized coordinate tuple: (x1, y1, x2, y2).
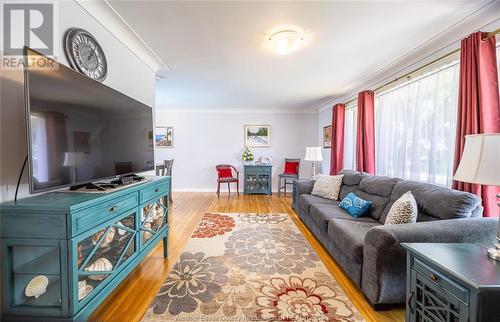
(24, 47, 154, 193)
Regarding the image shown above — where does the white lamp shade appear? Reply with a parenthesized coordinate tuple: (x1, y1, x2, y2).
(453, 134, 500, 186)
(63, 152, 89, 167)
(304, 147, 323, 162)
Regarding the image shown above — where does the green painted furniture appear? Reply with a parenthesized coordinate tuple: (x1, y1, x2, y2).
(0, 176, 170, 321)
(243, 164, 272, 195)
(402, 243, 500, 322)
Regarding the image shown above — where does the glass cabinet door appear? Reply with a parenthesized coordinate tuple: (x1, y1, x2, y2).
(140, 196, 168, 245)
(76, 212, 137, 304)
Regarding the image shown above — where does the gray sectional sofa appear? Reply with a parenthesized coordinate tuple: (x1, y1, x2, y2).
(292, 170, 498, 309)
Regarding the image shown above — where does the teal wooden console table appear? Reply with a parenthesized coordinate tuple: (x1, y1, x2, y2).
(243, 164, 272, 195)
(403, 243, 500, 322)
(0, 176, 170, 321)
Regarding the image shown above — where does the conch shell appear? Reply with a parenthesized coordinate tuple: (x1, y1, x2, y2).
(25, 275, 49, 299)
(84, 257, 113, 281)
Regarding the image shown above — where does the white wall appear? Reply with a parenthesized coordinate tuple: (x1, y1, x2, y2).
(317, 107, 331, 174)
(0, 0, 156, 202)
(155, 110, 318, 192)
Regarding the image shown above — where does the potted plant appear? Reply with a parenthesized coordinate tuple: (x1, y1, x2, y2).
(242, 148, 254, 165)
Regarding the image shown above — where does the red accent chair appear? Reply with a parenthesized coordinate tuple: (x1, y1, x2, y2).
(278, 158, 300, 196)
(216, 164, 239, 197)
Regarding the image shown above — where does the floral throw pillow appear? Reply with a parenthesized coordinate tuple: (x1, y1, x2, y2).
(385, 191, 418, 225)
(311, 174, 344, 201)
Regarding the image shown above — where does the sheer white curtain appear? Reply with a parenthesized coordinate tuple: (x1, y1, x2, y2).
(375, 62, 459, 187)
(343, 106, 357, 170)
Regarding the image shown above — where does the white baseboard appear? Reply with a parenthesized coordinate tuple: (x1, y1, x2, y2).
(172, 188, 280, 193)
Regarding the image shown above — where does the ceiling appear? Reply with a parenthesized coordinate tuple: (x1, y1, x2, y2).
(108, 1, 494, 110)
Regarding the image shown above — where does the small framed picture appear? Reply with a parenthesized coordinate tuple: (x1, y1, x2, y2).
(323, 125, 332, 149)
(260, 156, 272, 164)
(155, 127, 174, 148)
(73, 131, 91, 153)
(145, 128, 154, 151)
(245, 125, 271, 147)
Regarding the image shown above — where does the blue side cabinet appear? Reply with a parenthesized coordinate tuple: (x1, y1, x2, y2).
(0, 176, 170, 321)
(243, 164, 272, 195)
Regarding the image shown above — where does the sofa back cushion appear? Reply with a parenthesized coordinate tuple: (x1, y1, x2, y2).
(338, 170, 364, 200)
(357, 175, 399, 220)
(339, 170, 365, 186)
(379, 180, 482, 223)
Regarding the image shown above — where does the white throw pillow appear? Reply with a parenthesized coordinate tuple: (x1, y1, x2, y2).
(311, 174, 344, 201)
(385, 191, 418, 225)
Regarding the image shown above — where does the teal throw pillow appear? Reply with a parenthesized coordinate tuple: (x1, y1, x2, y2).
(339, 192, 372, 218)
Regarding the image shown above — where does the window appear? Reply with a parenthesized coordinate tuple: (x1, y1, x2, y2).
(343, 104, 357, 170)
(374, 60, 459, 187)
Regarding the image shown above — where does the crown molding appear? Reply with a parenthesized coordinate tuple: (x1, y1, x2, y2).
(155, 107, 318, 114)
(74, 0, 168, 72)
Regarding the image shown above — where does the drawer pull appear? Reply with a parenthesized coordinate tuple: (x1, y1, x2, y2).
(429, 273, 438, 281)
(407, 291, 415, 314)
(154, 188, 159, 193)
(108, 206, 118, 212)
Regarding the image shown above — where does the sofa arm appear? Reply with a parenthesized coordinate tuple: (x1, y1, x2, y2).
(292, 179, 315, 210)
(362, 218, 498, 305)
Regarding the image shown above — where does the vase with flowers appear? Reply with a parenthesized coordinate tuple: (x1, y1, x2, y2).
(242, 148, 254, 165)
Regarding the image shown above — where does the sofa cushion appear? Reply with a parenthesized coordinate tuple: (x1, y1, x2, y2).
(327, 219, 381, 264)
(359, 175, 399, 197)
(352, 191, 391, 221)
(339, 170, 365, 186)
(379, 180, 482, 223)
(298, 194, 339, 216)
(310, 204, 378, 232)
(339, 185, 360, 201)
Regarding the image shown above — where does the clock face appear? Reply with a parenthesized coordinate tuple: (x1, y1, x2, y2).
(64, 28, 107, 82)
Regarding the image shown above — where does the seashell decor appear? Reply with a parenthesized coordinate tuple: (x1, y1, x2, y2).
(101, 228, 115, 248)
(25, 275, 49, 299)
(92, 228, 115, 248)
(78, 280, 93, 301)
(116, 221, 126, 236)
(84, 257, 113, 281)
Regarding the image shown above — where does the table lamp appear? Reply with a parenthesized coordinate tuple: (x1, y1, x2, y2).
(63, 152, 89, 183)
(453, 133, 500, 261)
(304, 147, 323, 179)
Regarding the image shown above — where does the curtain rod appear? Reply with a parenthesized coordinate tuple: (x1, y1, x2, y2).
(482, 27, 500, 40)
(342, 28, 500, 107)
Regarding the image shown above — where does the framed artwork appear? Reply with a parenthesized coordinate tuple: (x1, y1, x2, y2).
(323, 125, 332, 149)
(155, 127, 174, 148)
(145, 128, 154, 150)
(245, 125, 271, 147)
(73, 131, 91, 153)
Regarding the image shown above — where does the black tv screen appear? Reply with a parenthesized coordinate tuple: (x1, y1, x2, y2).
(24, 48, 154, 193)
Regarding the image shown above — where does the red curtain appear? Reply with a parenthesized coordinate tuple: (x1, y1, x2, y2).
(356, 91, 376, 174)
(452, 32, 500, 217)
(330, 104, 345, 175)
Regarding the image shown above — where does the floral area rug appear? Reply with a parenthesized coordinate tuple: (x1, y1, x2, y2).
(142, 213, 364, 322)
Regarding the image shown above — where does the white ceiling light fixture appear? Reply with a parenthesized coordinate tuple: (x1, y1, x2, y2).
(267, 28, 305, 55)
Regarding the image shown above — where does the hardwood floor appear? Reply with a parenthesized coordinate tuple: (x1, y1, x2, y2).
(90, 192, 405, 322)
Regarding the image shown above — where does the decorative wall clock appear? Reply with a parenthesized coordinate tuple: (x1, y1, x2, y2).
(64, 28, 107, 82)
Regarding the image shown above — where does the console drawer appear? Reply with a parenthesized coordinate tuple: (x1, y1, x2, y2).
(413, 256, 469, 304)
(73, 193, 139, 235)
(139, 182, 168, 204)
